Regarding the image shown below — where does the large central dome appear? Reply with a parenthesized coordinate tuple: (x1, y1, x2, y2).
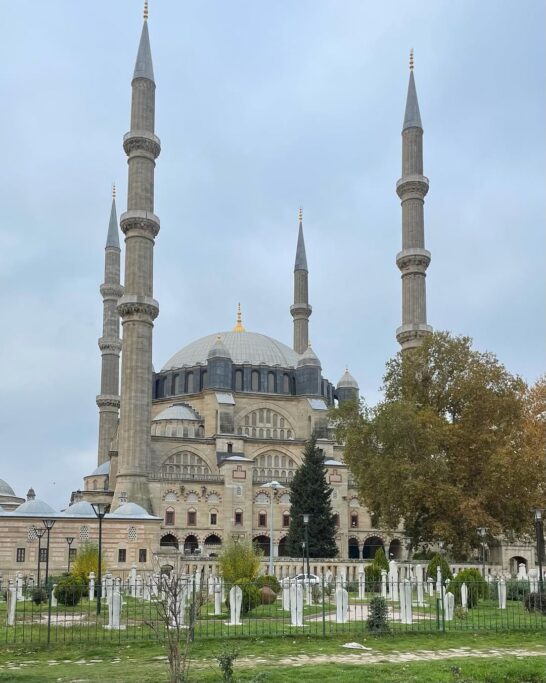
(161, 331, 300, 371)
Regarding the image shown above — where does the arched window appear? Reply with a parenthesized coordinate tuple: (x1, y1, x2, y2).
(235, 370, 243, 391)
(93, 479, 97, 490)
(186, 492, 198, 503)
(333, 513, 340, 527)
(164, 491, 177, 502)
(283, 374, 290, 393)
(200, 370, 207, 390)
(186, 372, 194, 393)
(255, 492, 269, 504)
(351, 512, 358, 529)
(160, 452, 211, 478)
(251, 371, 260, 392)
(165, 508, 175, 526)
(267, 372, 275, 393)
(279, 493, 290, 505)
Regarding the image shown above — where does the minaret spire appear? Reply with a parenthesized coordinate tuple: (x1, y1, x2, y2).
(96, 188, 123, 466)
(396, 51, 432, 351)
(290, 208, 312, 353)
(114, 8, 161, 510)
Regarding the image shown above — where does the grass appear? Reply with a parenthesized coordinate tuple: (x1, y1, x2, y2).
(0, 632, 544, 682)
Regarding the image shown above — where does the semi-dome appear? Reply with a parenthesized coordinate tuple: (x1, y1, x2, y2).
(89, 461, 110, 476)
(14, 498, 57, 516)
(337, 368, 359, 389)
(153, 404, 199, 421)
(0, 479, 16, 496)
(162, 331, 300, 371)
(297, 344, 321, 367)
(109, 502, 159, 519)
(207, 335, 232, 360)
(62, 501, 96, 517)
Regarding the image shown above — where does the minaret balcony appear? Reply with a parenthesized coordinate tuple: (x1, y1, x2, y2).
(396, 174, 429, 199)
(123, 130, 161, 159)
(396, 248, 431, 273)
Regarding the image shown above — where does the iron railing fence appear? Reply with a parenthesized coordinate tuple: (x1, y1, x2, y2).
(1, 575, 544, 646)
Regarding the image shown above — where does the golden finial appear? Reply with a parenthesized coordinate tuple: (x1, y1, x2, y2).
(112, 182, 116, 200)
(233, 303, 246, 333)
(409, 48, 414, 71)
(143, 0, 149, 21)
(298, 206, 303, 224)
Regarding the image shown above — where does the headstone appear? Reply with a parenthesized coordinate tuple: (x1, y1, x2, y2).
(290, 582, 304, 627)
(105, 574, 113, 606)
(357, 566, 365, 600)
(427, 577, 434, 597)
(135, 574, 143, 599)
(282, 582, 290, 610)
(335, 586, 348, 624)
(15, 572, 24, 601)
(6, 583, 16, 626)
(416, 565, 425, 606)
(51, 584, 58, 608)
(498, 578, 507, 609)
(143, 577, 151, 601)
(381, 569, 387, 598)
(129, 563, 137, 597)
(388, 560, 398, 602)
(399, 579, 413, 624)
(339, 569, 347, 589)
(444, 591, 454, 621)
(227, 585, 243, 626)
(171, 581, 187, 628)
(305, 581, 312, 606)
(325, 570, 333, 587)
(88, 572, 95, 601)
(151, 573, 160, 597)
(529, 569, 539, 593)
(461, 582, 468, 609)
(517, 563, 527, 581)
(208, 573, 215, 596)
(214, 583, 222, 615)
(435, 567, 442, 596)
(105, 585, 125, 630)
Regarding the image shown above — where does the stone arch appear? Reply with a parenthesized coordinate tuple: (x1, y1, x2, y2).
(183, 534, 199, 554)
(204, 533, 222, 546)
(238, 403, 296, 439)
(278, 536, 289, 557)
(388, 538, 403, 561)
(252, 449, 299, 482)
(160, 451, 211, 478)
(362, 535, 385, 560)
(509, 555, 528, 575)
(348, 537, 360, 559)
(160, 533, 179, 549)
(253, 534, 270, 556)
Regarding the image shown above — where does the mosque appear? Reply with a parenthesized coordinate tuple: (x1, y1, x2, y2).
(0, 7, 534, 577)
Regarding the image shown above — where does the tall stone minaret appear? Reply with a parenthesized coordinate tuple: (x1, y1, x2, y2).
(396, 50, 433, 351)
(290, 208, 312, 354)
(96, 186, 123, 466)
(114, 3, 161, 511)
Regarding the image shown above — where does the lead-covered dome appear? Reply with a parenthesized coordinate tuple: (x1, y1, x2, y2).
(0, 479, 15, 496)
(162, 331, 300, 371)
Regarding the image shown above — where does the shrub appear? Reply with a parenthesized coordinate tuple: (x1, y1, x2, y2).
(449, 569, 487, 608)
(70, 543, 104, 583)
(365, 564, 382, 593)
(524, 592, 546, 615)
(346, 580, 359, 593)
(55, 575, 86, 606)
(31, 587, 47, 605)
(225, 579, 261, 615)
(426, 554, 453, 581)
(373, 547, 389, 571)
(255, 575, 281, 594)
(367, 596, 389, 633)
(218, 539, 262, 584)
(506, 578, 530, 601)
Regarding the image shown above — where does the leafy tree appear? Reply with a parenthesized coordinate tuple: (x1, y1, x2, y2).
(450, 568, 487, 608)
(333, 333, 544, 555)
(373, 547, 389, 571)
(426, 553, 453, 581)
(286, 435, 338, 558)
(70, 542, 105, 582)
(217, 538, 262, 584)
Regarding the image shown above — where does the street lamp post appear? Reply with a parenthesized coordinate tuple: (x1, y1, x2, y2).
(91, 503, 110, 616)
(533, 509, 544, 592)
(34, 527, 46, 587)
(42, 519, 56, 588)
(301, 541, 305, 575)
(477, 528, 488, 578)
(302, 514, 311, 580)
(262, 481, 283, 576)
(66, 537, 75, 573)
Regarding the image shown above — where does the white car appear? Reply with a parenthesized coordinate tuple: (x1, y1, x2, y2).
(280, 573, 321, 586)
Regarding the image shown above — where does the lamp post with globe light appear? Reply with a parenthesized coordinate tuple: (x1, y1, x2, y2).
(533, 509, 544, 592)
(91, 503, 110, 615)
(477, 527, 488, 578)
(33, 527, 46, 587)
(66, 537, 75, 573)
(261, 481, 283, 576)
(42, 519, 56, 588)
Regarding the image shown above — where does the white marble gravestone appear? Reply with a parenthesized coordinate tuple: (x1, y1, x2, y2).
(6, 583, 16, 626)
(51, 584, 58, 607)
(427, 577, 434, 597)
(214, 583, 222, 615)
(399, 579, 413, 624)
(282, 583, 291, 611)
(461, 582, 468, 609)
(15, 572, 23, 601)
(517, 563, 527, 581)
(335, 586, 348, 624)
(381, 570, 387, 599)
(357, 566, 365, 600)
(129, 564, 137, 597)
(388, 561, 399, 602)
(498, 578, 507, 609)
(227, 585, 243, 626)
(444, 591, 454, 621)
(436, 567, 442, 596)
(415, 565, 425, 606)
(105, 585, 125, 630)
(529, 569, 539, 593)
(290, 582, 304, 627)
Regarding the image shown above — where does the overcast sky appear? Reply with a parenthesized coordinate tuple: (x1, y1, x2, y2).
(0, 0, 544, 510)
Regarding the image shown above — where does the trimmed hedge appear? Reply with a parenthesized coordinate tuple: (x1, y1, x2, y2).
(449, 569, 487, 608)
(225, 579, 261, 615)
(426, 554, 453, 581)
(367, 596, 389, 633)
(55, 575, 86, 606)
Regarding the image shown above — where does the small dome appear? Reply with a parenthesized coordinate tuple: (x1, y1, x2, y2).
(207, 335, 232, 360)
(14, 498, 57, 516)
(62, 501, 96, 517)
(89, 462, 110, 476)
(109, 502, 158, 518)
(337, 368, 359, 390)
(297, 344, 321, 368)
(0, 479, 16, 497)
(153, 403, 200, 421)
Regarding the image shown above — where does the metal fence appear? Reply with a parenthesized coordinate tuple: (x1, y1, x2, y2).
(1, 574, 544, 646)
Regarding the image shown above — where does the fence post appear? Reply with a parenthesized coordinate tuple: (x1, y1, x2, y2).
(322, 573, 326, 637)
(189, 573, 196, 643)
(46, 583, 53, 645)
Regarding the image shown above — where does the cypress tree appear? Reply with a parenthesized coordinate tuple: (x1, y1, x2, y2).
(286, 434, 338, 558)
